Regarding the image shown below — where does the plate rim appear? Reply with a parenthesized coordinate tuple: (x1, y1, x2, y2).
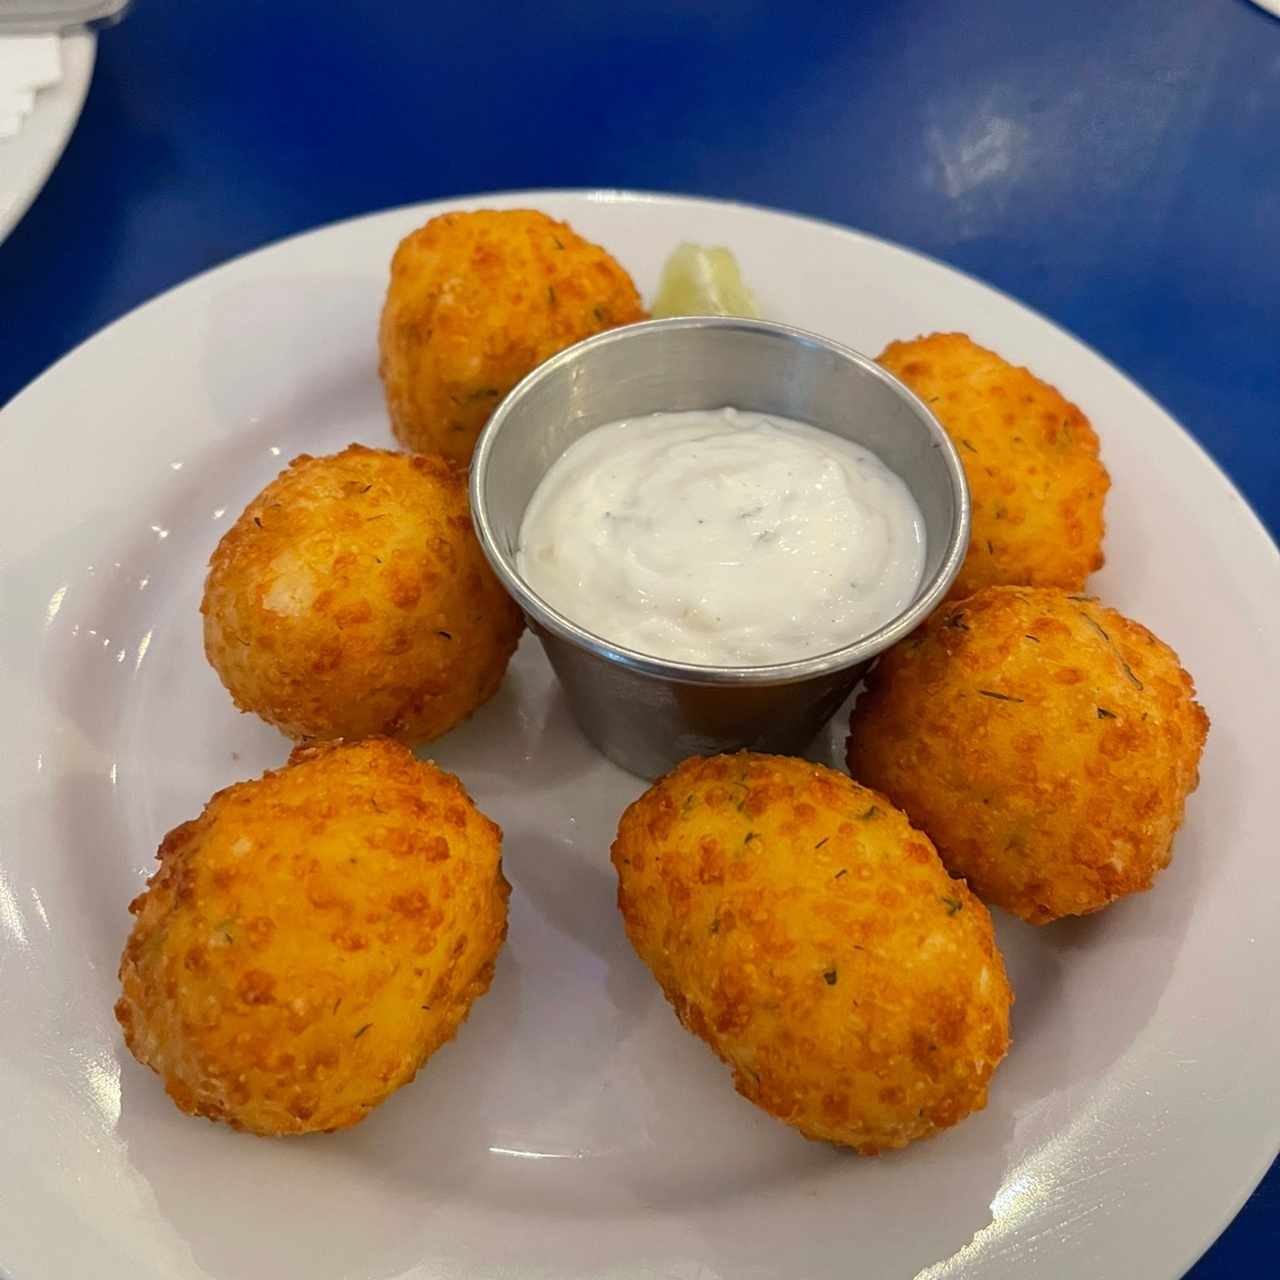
(2, 187, 1277, 1280)
(0, 29, 96, 247)
(6, 183, 1277, 571)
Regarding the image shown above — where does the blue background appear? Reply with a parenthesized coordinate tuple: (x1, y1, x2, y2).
(1, 1, 1276, 1273)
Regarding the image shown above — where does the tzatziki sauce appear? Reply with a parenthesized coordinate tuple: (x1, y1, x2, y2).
(516, 407, 926, 666)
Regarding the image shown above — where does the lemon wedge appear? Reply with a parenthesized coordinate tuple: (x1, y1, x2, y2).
(651, 243, 760, 319)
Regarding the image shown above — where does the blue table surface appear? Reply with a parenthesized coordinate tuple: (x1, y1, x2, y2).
(2, 0, 1276, 1274)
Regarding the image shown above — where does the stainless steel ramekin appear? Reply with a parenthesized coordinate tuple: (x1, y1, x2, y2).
(469, 316, 969, 779)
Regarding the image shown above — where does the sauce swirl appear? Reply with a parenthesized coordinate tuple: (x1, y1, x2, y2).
(517, 408, 926, 666)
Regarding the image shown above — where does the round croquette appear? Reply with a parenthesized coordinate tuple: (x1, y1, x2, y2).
(611, 753, 1012, 1154)
(847, 587, 1209, 924)
(201, 444, 523, 744)
(878, 333, 1109, 599)
(379, 209, 648, 463)
(115, 739, 509, 1135)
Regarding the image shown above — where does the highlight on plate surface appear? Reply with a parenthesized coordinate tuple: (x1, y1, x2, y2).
(114, 206, 1208, 1157)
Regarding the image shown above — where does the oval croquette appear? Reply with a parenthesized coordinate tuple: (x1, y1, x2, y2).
(201, 444, 523, 744)
(115, 739, 509, 1135)
(878, 333, 1109, 599)
(612, 753, 1012, 1154)
(379, 209, 648, 463)
(847, 587, 1209, 924)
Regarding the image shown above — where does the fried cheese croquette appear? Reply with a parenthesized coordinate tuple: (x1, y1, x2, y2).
(612, 754, 1011, 1154)
(379, 209, 648, 463)
(878, 333, 1109, 599)
(847, 588, 1209, 925)
(115, 739, 509, 1135)
(202, 444, 522, 744)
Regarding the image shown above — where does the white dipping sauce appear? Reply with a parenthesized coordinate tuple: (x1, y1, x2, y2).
(516, 408, 926, 666)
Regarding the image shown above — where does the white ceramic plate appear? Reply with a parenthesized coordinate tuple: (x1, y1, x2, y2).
(1, 191, 1277, 1280)
(0, 29, 94, 246)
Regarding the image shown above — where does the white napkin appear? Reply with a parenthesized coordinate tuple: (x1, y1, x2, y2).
(0, 36, 62, 140)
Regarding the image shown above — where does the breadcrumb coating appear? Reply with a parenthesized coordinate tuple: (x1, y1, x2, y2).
(612, 753, 1011, 1154)
(116, 739, 509, 1134)
(202, 444, 522, 744)
(847, 587, 1209, 923)
(379, 209, 647, 463)
(878, 333, 1109, 599)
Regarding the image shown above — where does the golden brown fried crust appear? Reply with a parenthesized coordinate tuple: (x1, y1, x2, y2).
(611, 753, 1011, 1154)
(201, 443, 523, 744)
(115, 738, 510, 1135)
(878, 333, 1110, 599)
(847, 587, 1209, 924)
(379, 209, 648, 463)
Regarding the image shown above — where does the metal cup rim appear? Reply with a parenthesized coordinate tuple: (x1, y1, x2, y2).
(469, 315, 970, 688)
